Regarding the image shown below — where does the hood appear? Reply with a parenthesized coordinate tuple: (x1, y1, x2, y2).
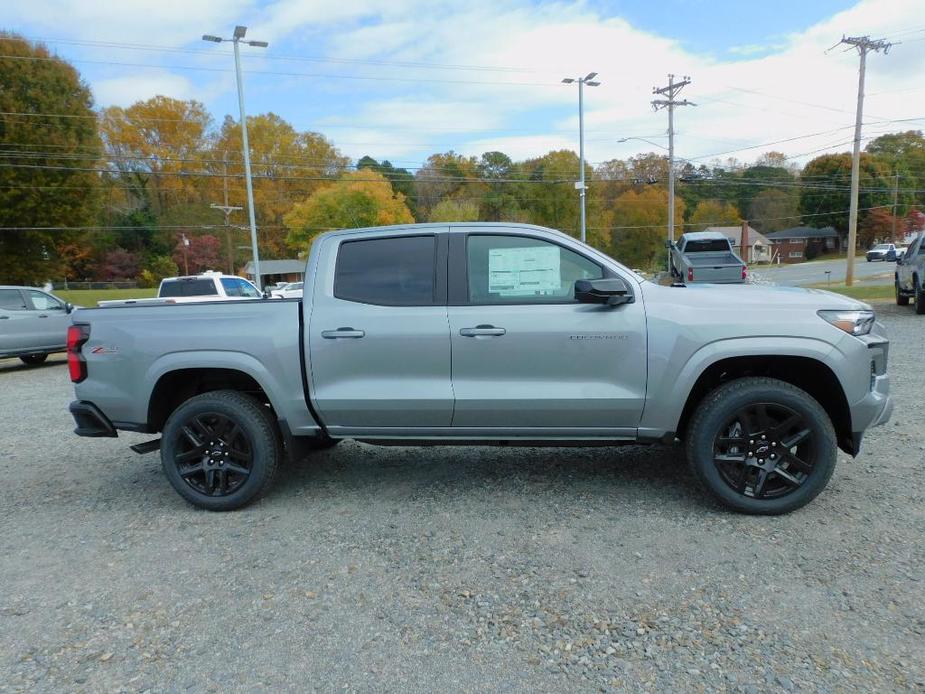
(642, 281, 870, 312)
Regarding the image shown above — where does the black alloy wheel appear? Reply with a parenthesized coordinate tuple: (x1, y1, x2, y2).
(172, 413, 253, 497)
(712, 402, 814, 500)
(19, 353, 48, 365)
(160, 390, 280, 511)
(686, 378, 836, 515)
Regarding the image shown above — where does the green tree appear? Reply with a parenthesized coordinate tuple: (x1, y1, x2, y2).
(687, 200, 741, 230)
(0, 34, 101, 284)
(798, 153, 896, 232)
(413, 151, 481, 220)
(358, 156, 416, 218)
(284, 170, 414, 249)
(518, 150, 586, 237)
(608, 186, 685, 269)
(429, 199, 479, 222)
(747, 188, 800, 233)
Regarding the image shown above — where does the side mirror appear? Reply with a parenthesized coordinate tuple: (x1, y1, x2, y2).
(262, 288, 271, 299)
(65, 302, 74, 314)
(896, 257, 903, 266)
(575, 278, 633, 306)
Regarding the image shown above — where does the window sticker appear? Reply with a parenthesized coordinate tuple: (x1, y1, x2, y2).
(488, 245, 561, 296)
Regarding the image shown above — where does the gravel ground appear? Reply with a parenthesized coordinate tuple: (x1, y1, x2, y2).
(1, 303, 923, 693)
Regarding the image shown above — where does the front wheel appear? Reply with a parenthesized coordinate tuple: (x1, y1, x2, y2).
(685, 377, 837, 515)
(19, 353, 48, 365)
(160, 390, 280, 511)
(896, 281, 910, 306)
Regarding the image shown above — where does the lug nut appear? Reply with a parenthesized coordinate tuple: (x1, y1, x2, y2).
(758, 458, 764, 464)
(761, 435, 766, 440)
(749, 439, 755, 445)
(771, 442, 777, 447)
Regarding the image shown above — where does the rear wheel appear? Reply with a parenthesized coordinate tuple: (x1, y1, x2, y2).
(896, 280, 910, 306)
(685, 377, 837, 515)
(915, 279, 925, 315)
(19, 353, 48, 365)
(160, 390, 280, 511)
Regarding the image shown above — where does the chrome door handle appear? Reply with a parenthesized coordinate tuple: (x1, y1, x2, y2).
(459, 325, 506, 337)
(0, 315, 8, 319)
(38, 314, 49, 318)
(321, 327, 365, 339)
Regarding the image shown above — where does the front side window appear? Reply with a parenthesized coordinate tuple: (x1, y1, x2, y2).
(466, 235, 603, 304)
(335, 236, 436, 306)
(0, 289, 26, 310)
(27, 290, 63, 310)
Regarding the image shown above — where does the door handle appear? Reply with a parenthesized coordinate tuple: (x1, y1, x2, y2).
(38, 314, 49, 318)
(459, 325, 506, 337)
(0, 315, 8, 319)
(321, 327, 365, 339)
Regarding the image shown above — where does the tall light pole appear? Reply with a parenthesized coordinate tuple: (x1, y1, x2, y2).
(203, 26, 268, 289)
(652, 75, 694, 252)
(562, 72, 600, 244)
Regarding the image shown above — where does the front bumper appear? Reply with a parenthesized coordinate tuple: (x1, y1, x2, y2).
(69, 401, 117, 438)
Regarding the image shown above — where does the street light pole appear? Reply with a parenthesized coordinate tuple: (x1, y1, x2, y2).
(203, 26, 268, 289)
(562, 72, 600, 244)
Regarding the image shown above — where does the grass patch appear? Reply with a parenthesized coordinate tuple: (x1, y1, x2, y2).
(807, 283, 894, 301)
(55, 287, 158, 307)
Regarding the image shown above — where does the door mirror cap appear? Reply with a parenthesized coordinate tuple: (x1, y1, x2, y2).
(896, 256, 903, 265)
(575, 278, 632, 306)
(65, 302, 74, 314)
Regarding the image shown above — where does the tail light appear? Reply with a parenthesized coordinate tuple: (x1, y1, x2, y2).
(742, 266, 748, 280)
(67, 324, 91, 383)
(687, 267, 694, 282)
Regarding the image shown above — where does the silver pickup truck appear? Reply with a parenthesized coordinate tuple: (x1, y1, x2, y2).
(67, 223, 892, 515)
(670, 231, 747, 284)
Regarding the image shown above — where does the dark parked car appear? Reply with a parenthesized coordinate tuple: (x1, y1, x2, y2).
(0, 286, 75, 364)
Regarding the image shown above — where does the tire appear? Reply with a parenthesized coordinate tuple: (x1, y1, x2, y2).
(916, 279, 925, 315)
(685, 377, 837, 515)
(896, 280, 910, 306)
(160, 390, 281, 511)
(19, 353, 48, 365)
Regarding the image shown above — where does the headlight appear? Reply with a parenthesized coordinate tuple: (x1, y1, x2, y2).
(817, 309, 875, 336)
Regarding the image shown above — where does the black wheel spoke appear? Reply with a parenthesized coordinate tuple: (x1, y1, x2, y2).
(773, 465, 803, 487)
(751, 468, 769, 497)
(769, 413, 801, 440)
(176, 445, 206, 463)
(179, 462, 204, 478)
(781, 428, 811, 449)
(181, 425, 204, 448)
(225, 462, 250, 477)
(781, 451, 813, 474)
(717, 436, 746, 448)
(753, 404, 772, 434)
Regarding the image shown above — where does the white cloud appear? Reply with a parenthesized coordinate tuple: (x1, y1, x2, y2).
(93, 73, 195, 107)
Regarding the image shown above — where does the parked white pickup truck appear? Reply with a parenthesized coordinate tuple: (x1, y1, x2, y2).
(97, 272, 262, 307)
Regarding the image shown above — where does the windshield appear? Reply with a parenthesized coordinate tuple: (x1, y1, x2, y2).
(683, 239, 730, 252)
(873, 244, 891, 250)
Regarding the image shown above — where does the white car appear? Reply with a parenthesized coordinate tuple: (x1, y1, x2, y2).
(270, 281, 303, 299)
(97, 272, 263, 307)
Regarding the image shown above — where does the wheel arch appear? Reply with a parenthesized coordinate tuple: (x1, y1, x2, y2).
(675, 355, 853, 455)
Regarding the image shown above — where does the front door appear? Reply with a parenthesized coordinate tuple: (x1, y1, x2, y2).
(447, 232, 647, 432)
(23, 289, 70, 350)
(0, 288, 32, 353)
(308, 232, 453, 433)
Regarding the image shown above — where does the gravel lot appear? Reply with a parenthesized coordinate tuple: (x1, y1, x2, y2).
(1, 302, 923, 693)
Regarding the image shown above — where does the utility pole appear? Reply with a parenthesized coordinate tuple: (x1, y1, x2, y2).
(562, 72, 601, 243)
(211, 150, 243, 274)
(837, 35, 892, 286)
(202, 26, 268, 289)
(652, 75, 694, 256)
(891, 171, 899, 241)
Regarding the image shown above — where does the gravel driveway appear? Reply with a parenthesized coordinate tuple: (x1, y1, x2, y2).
(1, 303, 923, 693)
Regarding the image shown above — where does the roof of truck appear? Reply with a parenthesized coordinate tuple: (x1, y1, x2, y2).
(679, 231, 728, 242)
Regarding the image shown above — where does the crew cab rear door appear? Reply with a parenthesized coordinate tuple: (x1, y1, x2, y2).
(446, 230, 647, 433)
(307, 232, 453, 433)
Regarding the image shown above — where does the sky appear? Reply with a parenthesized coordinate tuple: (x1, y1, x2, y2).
(5, 0, 925, 170)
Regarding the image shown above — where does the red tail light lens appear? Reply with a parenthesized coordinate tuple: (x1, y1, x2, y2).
(687, 267, 694, 282)
(742, 266, 748, 280)
(67, 324, 90, 383)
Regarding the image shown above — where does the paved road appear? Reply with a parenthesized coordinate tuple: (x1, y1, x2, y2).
(1, 308, 923, 691)
(751, 257, 896, 287)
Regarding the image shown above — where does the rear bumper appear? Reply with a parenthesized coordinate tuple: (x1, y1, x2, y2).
(69, 400, 117, 438)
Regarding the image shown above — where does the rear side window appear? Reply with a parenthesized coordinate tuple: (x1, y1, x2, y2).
(335, 236, 436, 306)
(159, 279, 218, 297)
(0, 289, 26, 310)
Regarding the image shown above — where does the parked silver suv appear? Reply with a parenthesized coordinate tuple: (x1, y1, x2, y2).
(0, 286, 74, 364)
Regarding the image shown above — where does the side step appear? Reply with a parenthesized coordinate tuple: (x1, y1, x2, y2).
(130, 438, 161, 455)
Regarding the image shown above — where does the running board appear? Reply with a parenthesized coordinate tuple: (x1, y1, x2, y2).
(130, 438, 161, 455)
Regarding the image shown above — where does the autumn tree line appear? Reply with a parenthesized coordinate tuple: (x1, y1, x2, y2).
(2, 33, 924, 285)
